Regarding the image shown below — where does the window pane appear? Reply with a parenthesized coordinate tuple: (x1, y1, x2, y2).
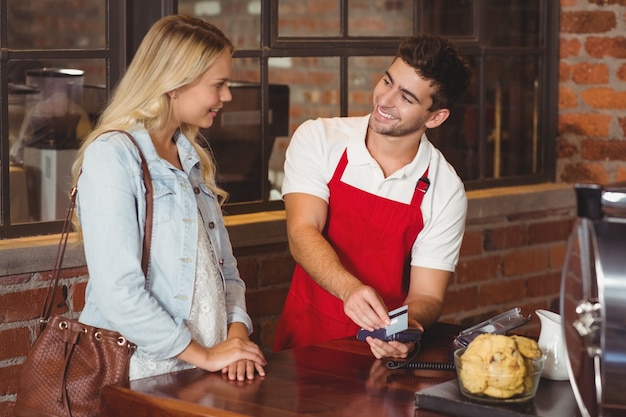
(348, 1, 412, 36)
(7, 0, 106, 49)
(427, 56, 480, 181)
(347, 56, 391, 116)
(180, 0, 261, 49)
(200, 58, 290, 203)
(278, 0, 340, 37)
(201, 58, 263, 203)
(423, 0, 476, 38)
(268, 57, 340, 196)
(483, 55, 542, 178)
(8, 59, 106, 223)
(484, 0, 541, 47)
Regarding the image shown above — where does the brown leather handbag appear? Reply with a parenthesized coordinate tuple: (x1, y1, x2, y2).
(14, 131, 153, 417)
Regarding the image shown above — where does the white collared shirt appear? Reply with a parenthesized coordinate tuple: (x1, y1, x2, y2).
(282, 115, 467, 272)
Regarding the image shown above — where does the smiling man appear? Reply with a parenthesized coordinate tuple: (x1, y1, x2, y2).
(273, 35, 473, 361)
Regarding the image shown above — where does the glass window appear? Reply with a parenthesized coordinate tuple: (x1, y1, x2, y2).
(425, 55, 481, 182)
(484, 0, 542, 47)
(277, 0, 340, 37)
(8, 59, 106, 224)
(347, 56, 390, 116)
(7, 0, 106, 50)
(348, 1, 413, 37)
(267, 57, 340, 200)
(178, 0, 261, 49)
(423, 0, 476, 38)
(0, 0, 558, 238)
(1, 1, 122, 238)
(484, 55, 542, 178)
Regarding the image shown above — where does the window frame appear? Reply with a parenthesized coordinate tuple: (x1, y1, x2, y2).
(0, 0, 128, 239)
(0, 0, 559, 238)
(262, 0, 559, 191)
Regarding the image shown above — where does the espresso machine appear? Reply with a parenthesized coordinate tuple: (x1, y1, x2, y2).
(15, 68, 88, 221)
(561, 182, 626, 417)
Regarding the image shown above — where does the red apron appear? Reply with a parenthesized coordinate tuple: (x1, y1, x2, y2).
(273, 149, 429, 351)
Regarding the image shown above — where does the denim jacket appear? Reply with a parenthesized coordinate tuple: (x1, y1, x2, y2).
(78, 129, 252, 360)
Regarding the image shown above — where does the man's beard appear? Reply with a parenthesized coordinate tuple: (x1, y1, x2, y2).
(368, 112, 424, 137)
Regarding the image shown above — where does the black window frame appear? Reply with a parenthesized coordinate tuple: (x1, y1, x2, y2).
(0, 0, 559, 238)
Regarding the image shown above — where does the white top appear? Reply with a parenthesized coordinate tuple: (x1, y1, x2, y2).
(128, 212, 227, 380)
(282, 115, 467, 272)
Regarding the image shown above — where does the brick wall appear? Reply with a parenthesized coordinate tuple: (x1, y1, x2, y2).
(558, 0, 626, 183)
(442, 196, 574, 337)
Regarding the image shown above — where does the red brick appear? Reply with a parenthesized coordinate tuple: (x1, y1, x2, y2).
(246, 287, 289, 318)
(550, 243, 569, 270)
(557, 137, 578, 158)
(581, 87, 626, 109)
(478, 279, 527, 305)
(0, 328, 31, 360)
(257, 255, 296, 286)
(257, 319, 279, 352)
(484, 225, 528, 251)
(0, 363, 21, 396)
(0, 288, 67, 323)
(561, 11, 616, 33)
(72, 281, 88, 312)
(459, 231, 483, 256)
(558, 113, 611, 136)
(619, 116, 626, 136)
(617, 64, 626, 82)
(558, 86, 578, 109)
(0, 400, 17, 417)
(581, 138, 626, 160)
(571, 63, 609, 84)
(528, 219, 572, 244)
(617, 165, 626, 181)
(559, 62, 572, 82)
(441, 287, 478, 315)
(237, 257, 259, 288)
(559, 162, 610, 184)
(527, 271, 562, 298)
(503, 248, 549, 277)
(455, 256, 501, 284)
(307, 0, 338, 14)
(560, 38, 582, 58)
(0, 273, 31, 286)
(585, 36, 626, 58)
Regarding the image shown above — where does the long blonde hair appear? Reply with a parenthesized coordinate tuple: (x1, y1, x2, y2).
(72, 15, 233, 209)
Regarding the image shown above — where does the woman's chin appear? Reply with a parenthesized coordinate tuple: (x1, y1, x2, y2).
(198, 118, 215, 129)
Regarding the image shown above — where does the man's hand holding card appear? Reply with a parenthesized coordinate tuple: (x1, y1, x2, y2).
(356, 305, 422, 343)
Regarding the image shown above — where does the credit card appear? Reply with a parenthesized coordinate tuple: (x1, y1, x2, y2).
(385, 305, 408, 337)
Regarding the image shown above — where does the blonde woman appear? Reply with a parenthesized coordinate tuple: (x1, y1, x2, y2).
(72, 15, 266, 381)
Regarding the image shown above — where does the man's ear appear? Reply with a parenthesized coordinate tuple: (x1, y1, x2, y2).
(425, 108, 450, 129)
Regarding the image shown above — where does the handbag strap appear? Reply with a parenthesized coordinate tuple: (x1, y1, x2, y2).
(40, 131, 154, 329)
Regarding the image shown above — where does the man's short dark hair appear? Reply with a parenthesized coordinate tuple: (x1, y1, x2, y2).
(396, 34, 472, 111)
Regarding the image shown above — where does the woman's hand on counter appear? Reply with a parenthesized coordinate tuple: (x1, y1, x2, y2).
(177, 328, 267, 381)
(222, 322, 267, 381)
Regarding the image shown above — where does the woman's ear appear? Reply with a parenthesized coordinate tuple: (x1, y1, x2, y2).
(425, 108, 450, 129)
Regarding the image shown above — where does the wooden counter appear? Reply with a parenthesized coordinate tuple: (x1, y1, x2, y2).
(101, 323, 460, 417)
